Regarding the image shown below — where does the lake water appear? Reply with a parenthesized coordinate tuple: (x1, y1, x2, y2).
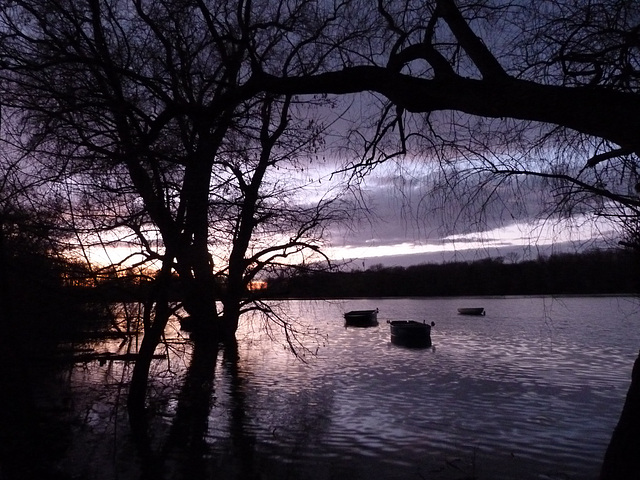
(57, 296, 640, 480)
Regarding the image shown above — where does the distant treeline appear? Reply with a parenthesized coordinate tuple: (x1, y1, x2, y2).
(264, 249, 640, 298)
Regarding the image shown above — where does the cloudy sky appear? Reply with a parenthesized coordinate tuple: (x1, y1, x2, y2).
(88, 157, 620, 270)
(86, 97, 622, 270)
(318, 160, 620, 268)
(287, 95, 624, 269)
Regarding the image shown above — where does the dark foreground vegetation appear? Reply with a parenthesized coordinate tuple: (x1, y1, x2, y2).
(265, 249, 640, 299)
(0, 226, 114, 480)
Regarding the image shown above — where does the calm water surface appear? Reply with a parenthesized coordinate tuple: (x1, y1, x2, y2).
(61, 296, 640, 480)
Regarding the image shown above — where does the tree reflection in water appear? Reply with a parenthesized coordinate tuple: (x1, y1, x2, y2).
(2, 307, 330, 480)
(131, 337, 259, 480)
(6, 298, 637, 479)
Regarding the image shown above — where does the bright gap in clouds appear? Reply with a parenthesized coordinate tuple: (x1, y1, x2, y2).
(322, 154, 623, 267)
(326, 213, 619, 267)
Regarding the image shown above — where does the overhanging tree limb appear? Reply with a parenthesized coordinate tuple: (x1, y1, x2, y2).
(255, 68, 640, 154)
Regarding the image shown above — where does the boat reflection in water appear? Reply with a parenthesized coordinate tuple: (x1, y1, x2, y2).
(457, 307, 485, 316)
(388, 320, 435, 348)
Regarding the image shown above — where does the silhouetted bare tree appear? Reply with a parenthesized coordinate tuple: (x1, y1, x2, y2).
(3, 1, 640, 475)
(0, 0, 352, 415)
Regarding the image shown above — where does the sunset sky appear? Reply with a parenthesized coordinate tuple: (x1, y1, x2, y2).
(85, 151, 620, 271)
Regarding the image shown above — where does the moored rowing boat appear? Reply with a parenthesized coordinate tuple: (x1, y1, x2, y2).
(388, 320, 434, 348)
(344, 309, 379, 327)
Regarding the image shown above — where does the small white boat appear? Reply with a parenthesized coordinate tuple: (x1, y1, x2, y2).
(457, 307, 485, 316)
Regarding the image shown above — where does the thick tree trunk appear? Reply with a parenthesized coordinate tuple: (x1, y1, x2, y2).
(127, 264, 174, 425)
(180, 272, 219, 326)
(127, 299, 171, 422)
(179, 275, 241, 344)
(600, 352, 640, 479)
(222, 297, 241, 340)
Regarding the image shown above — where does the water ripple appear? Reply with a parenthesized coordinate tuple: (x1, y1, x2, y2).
(68, 296, 640, 480)
(223, 297, 640, 479)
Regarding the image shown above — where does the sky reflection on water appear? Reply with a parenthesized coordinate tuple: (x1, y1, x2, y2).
(58, 296, 640, 480)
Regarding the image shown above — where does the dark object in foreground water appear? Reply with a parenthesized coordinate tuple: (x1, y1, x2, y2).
(344, 309, 379, 327)
(388, 320, 435, 348)
(457, 307, 485, 316)
(600, 351, 640, 480)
